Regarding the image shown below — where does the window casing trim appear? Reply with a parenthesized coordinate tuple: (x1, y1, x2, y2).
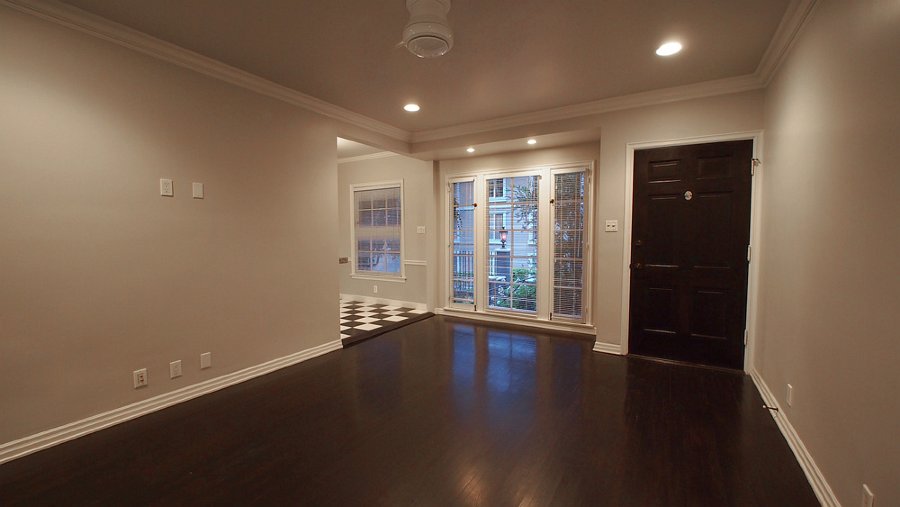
(350, 179, 405, 281)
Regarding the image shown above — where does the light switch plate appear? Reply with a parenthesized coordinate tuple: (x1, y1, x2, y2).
(200, 352, 211, 369)
(160, 178, 174, 197)
(605, 220, 618, 232)
(417, 226, 426, 234)
(192, 182, 204, 199)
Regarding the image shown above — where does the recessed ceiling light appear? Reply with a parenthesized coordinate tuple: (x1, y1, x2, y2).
(466, 147, 475, 153)
(656, 41, 682, 56)
(404, 103, 420, 112)
(527, 138, 537, 145)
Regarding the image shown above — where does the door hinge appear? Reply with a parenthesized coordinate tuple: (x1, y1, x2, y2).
(747, 245, 752, 262)
(751, 158, 761, 176)
(743, 329, 748, 346)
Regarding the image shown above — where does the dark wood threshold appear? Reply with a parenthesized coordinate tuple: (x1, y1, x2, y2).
(628, 353, 745, 375)
(341, 312, 434, 347)
(440, 314, 596, 342)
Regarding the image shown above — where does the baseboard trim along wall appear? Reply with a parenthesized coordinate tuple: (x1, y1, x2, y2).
(340, 293, 427, 311)
(592, 341, 623, 355)
(0, 338, 342, 466)
(749, 368, 840, 507)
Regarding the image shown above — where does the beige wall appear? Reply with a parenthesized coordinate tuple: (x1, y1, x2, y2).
(0, 7, 341, 442)
(437, 91, 765, 345)
(337, 154, 435, 307)
(757, 0, 900, 504)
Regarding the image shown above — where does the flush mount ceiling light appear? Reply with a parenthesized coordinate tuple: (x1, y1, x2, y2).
(402, 0, 454, 58)
(656, 41, 682, 56)
(466, 147, 475, 153)
(404, 103, 421, 112)
(527, 138, 537, 145)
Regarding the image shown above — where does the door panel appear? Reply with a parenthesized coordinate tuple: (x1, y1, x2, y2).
(630, 140, 752, 369)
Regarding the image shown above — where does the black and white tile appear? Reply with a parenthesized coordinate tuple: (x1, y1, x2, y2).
(340, 300, 427, 342)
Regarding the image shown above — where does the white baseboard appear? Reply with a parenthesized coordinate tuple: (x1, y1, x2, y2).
(592, 341, 623, 355)
(434, 307, 596, 336)
(749, 368, 840, 507)
(340, 293, 427, 311)
(0, 339, 342, 466)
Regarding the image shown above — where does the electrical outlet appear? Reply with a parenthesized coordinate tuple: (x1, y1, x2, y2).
(416, 226, 426, 234)
(862, 484, 874, 507)
(169, 360, 182, 379)
(133, 368, 148, 388)
(605, 220, 618, 232)
(159, 178, 173, 197)
(786, 384, 794, 406)
(373, 285, 378, 294)
(200, 352, 211, 369)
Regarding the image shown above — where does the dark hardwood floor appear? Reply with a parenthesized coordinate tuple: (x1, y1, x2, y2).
(0, 316, 817, 506)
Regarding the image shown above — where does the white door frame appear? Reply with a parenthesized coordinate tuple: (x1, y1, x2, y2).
(619, 131, 764, 372)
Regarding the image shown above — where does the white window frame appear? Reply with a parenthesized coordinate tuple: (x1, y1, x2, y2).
(350, 180, 406, 282)
(482, 169, 545, 318)
(549, 165, 592, 324)
(441, 161, 595, 328)
(447, 176, 477, 310)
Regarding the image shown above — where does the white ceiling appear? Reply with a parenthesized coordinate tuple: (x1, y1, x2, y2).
(57, 0, 790, 135)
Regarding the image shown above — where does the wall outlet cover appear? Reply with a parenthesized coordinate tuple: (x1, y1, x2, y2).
(133, 368, 148, 388)
(200, 352, 211, 369)
(169, 360, 182, 379)
(605, 220, 618, 232)
(159, 179, 174, 197)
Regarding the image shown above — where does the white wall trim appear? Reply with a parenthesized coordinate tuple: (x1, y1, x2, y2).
(749, 368, 840, 507)
(754, 0, 819, 85)
(341, 293, 427, 311)
(435, 307, 596, 336)
(592, 341, 623, 355)
(403, 259, 427, 266)
(0, 338, 342, 466)
(0, 0, 409, 142)
(618, 131, 764, 366)
(410, 75, 764, 143)
(338, 151, 400, 165)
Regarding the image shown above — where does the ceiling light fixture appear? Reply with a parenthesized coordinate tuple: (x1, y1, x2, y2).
(527, 138, 537, 145)
(466, 147, 475, 153)
(656, 41, 682, 56)
(404, 103, 421, 112)
(403, 0, 454, 58)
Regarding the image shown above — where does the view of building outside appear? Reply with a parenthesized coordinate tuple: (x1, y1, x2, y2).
(485, 175, 539, 312)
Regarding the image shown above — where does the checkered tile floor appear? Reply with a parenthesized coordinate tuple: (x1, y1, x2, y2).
(340, 300, 427, 341)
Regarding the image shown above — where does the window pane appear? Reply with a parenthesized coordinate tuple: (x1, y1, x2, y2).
(451, 181, 476, 305)
(552, 171, 587, 320)
(354, 185, 401, 276)
(486, 175, 539, 314)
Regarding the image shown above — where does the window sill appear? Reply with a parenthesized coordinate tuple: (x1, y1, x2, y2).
(350, 273, 406, 283)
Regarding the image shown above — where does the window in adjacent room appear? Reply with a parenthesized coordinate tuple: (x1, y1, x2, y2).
(352, 182, 403, 278)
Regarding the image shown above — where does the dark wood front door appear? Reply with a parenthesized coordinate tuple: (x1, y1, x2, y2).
(629, 140, 753, 369)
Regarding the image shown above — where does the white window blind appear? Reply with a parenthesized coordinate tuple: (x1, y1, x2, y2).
(354, 185, 402, 276)
(450, 180, 475, 305)
(485, 175, 539, 313)
(552, 171, 586, 320)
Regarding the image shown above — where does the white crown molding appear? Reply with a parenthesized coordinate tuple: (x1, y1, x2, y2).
(749, 368, 840, 507)
(754, 0, 819, 85)
(337, 151, 400, 164)
(3, 0, 817, 147)
(409, 74, 765, 143)
(0, 0, 410, 142)
(592, 341, 623, 355)
(0, 338, 342, 465)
